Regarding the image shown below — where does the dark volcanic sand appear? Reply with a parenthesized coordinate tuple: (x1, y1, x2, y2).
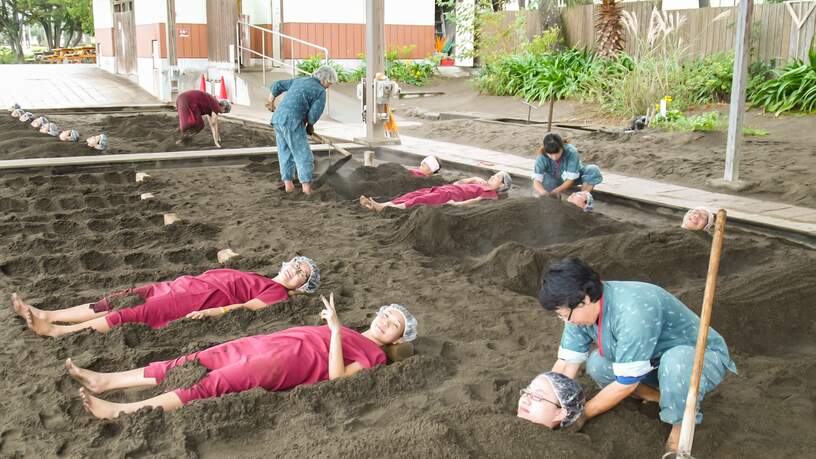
(0, 112, 276, 159)
(1, 158, 815, 457)
(400, 118, 816, 209)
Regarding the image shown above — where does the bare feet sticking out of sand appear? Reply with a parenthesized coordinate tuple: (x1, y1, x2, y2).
(11, 293, 28, 318)
(79, 388, 119, 420)
(66, 358, 105, 394)
(359, 196, 385, 212)
(24, 308, 54, 337)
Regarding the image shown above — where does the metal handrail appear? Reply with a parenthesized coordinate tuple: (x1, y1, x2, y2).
(236, 20, 329, 86)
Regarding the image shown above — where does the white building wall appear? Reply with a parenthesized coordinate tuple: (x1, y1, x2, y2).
(134, 0, 167, 25)
(176, 0, 207, 23)
(282, 0, 433, 25)
(98, 56, 117, 74)
(93, 0, 114, 28)
(242, 0, 273, 23)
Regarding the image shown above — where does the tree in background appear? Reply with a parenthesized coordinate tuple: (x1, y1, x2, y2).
(595, 0, 624, 58)
(23, 0, 93, 49)
(0, 0, 26, 62)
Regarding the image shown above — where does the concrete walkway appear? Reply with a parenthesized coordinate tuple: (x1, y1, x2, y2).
(229, 104, 816, 238)
(0, 64, 159, 109)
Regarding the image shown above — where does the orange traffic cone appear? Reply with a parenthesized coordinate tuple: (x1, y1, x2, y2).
(199, 74, 206, 92)
(219, 76, 228, 100)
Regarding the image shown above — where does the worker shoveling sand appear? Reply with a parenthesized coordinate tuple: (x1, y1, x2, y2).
(1, 157, 814, 457)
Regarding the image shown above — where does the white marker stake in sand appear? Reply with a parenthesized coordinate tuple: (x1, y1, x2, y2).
(364, 150, 375, 167)
(135, 172, 151, 183)
(163, 213, 179, 225)
(217, 248, 240, 264)
(140, 193, 154, 200)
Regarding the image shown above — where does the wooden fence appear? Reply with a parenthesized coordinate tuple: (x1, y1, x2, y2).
(561, 1, 816, 64)
(484, 2, 815, 64)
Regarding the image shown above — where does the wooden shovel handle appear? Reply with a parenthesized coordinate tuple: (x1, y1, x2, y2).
(310, 132, 352, 157)
(677, 209, 727, 455)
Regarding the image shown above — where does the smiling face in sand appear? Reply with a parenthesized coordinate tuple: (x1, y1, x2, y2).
(682, 208, 712, 231)
(567, 192, 589, 210)
(277, 259, 311, 290)
(517, 376, 567, 429)
(367, 306, 406, 345)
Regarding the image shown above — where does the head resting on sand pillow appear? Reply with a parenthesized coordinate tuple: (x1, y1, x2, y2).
(420, 155, 441, 174)
(9, 103, 21, 112)
(567, 191, 594, 212)
(31, 116, 48, 129)
(279, 256, 320, 293)
(19, 112, 34, 123)
(518, 371, 585, 430)
(682, 207, 714, 232)
(490, 171, 512, 193)
(376, 303, 418, 343)
(60, 129, 80, 142)
(11, 108, 24, 118)
(87, 134, 108, 151)
(43, 122, 59, 137)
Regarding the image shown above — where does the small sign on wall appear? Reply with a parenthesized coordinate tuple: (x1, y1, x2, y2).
(178, 27, 190, 38)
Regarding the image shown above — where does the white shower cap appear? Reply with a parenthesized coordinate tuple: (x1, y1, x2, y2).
(377, 304, 418, 342)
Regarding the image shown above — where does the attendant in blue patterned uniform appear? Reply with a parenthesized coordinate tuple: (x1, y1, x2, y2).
(538, 258, 736, 454)
(268, 66, 338, 195)
(532, 132, 603, 198)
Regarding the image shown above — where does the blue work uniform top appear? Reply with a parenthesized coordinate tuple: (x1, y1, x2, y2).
(270, 77, 326, 128)
(558, 281, 737, 384)
(533, 143, 582, 183)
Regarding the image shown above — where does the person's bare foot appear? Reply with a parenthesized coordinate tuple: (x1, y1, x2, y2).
(79, 388, 121, 420)
(11, 293, 28, 318)
(24, 308, 55, 337)
(359, 195, 374, 210)
(66, 358, 107, 393)
(284, 181, 295, 193)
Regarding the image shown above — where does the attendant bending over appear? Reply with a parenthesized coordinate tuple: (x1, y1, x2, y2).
(518, 371, 585, 430)
(12, 256, 320, 338)
(69, 296, 418, 419)
(408, 155, 441, 177)
(359, 171, 512, 212)
(539, 258, 736, 454)
(533, 133, 602, 198)
(175, 89, 232, 148)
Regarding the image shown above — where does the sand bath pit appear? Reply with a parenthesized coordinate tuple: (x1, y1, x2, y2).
(1, 148, 815, 457)
(0, 111, 276, 159)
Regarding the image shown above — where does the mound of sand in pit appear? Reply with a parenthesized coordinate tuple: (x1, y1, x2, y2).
(325, 162, 449, 200)
(395, 197, 624, 257)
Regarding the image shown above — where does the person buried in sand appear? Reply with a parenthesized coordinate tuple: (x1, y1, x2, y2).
(30, 115, 48, 129)
(518, 371, 586, 430)
(175, 89, 232, 148)
(40, 122, 60, 137)
(566, 190, 594, 212)
(681, 207, 715, 232)
(59, 129, 80, 143)
(67, 294, 418, 420)
(359, 171, 512, 212)
(12, 256, 320, 338)
(533, 132, 603, 198)
(86, 133, 108, 151)
(268, 65, 338, 195)
(407, 155, 441, 177)
(538, 258, 736, 453)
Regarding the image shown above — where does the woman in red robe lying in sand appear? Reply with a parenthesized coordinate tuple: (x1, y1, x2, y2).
(12, 256, 320, 338)
(359, 171, 512, 212)
(67, 294, 418, 419)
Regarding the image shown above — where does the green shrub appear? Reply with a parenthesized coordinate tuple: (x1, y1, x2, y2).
(683, 53, 734, 104)
(651, 110, 722, 132)
(350, 46, 438, 86)
(743, 127, 769, 136)
(523, 26, 561, 56)
(748, 56, 816, 114)
(295, 55, 354, 83)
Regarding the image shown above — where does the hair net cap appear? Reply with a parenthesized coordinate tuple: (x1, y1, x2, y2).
(583, 192, 594, 212)
(421, 156, 440, 173)
(33, 116, 48, 126)
(20, 112, 34, 122)
(683, 207, 714, 232)
(218, 99, 232, 113)
(378, 304, 418, 342)
(11, 108, 23, 117)
(495, 171, 512, 192)
(95, 134, 109, 151)
(537, 372, 585, 429)
(9, 103, 20, 112)
(46, 122, 59, 136)
(281, 256, 320, 293)
(68, 129, 80, 142)
(314, 65, 339, 85)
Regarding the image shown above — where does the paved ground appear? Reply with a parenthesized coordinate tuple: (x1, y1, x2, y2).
(0, 64, 158, 109)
